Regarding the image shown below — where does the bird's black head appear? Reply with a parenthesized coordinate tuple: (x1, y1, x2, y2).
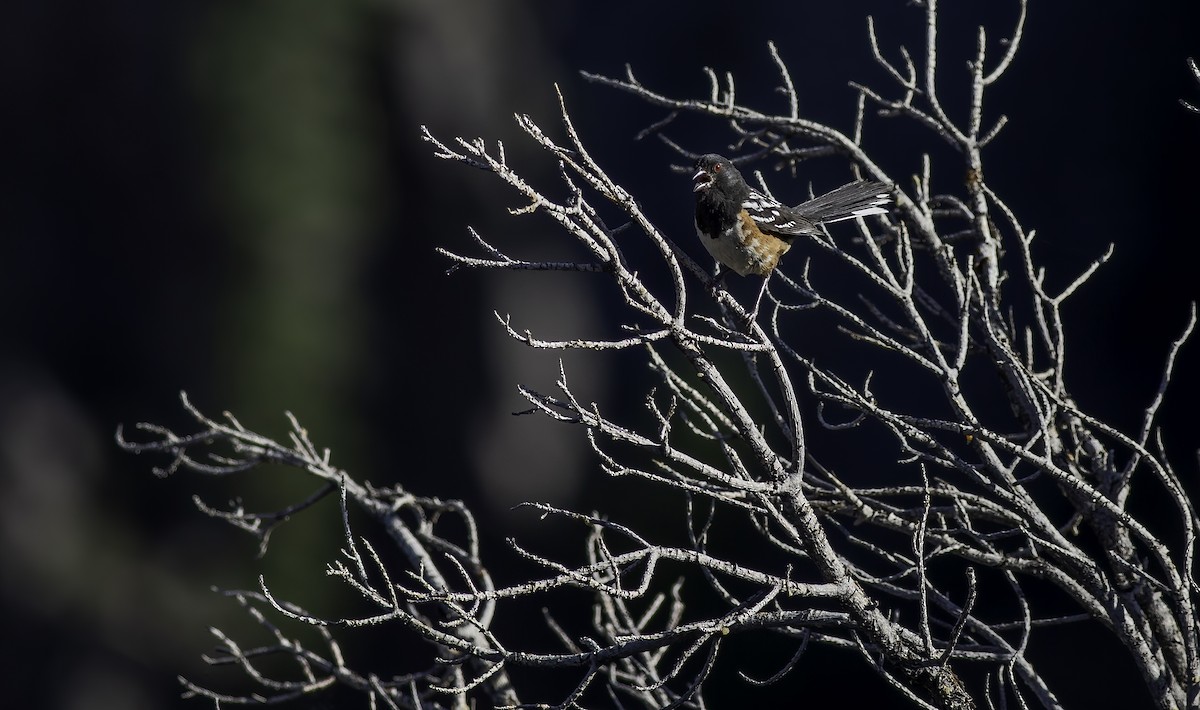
(692, 154, 747, 200)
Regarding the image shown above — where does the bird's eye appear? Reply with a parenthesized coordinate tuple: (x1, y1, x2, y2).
(712, 164, 722, 173)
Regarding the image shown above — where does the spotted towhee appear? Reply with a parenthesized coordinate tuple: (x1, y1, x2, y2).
(692, 153, 892, 318)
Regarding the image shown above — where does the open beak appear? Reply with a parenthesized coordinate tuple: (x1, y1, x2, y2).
(692, 169, 712, 193)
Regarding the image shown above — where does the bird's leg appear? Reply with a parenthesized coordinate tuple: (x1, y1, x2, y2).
(746, 273, 771, 327)
(709, 263, 726, 297)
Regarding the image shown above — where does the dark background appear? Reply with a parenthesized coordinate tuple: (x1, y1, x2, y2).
(1, 1, 1198, 707)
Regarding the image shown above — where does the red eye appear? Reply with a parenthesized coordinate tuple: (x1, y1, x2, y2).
(712, 164, 722, 173)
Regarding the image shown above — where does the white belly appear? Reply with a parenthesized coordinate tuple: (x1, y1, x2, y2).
(695, 220, 787, 277)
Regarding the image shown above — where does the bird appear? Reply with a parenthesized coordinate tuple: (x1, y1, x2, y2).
(692, 153, 891, 320)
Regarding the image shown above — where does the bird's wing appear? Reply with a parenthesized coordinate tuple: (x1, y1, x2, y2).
(742, 189, 818, 239)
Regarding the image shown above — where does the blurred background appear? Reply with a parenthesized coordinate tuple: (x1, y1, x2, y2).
(1, 1, 1197, 707)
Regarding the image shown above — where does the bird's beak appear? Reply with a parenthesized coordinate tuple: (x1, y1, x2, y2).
(692, 169, 712, 193)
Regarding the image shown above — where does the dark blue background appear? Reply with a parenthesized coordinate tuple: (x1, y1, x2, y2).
(1, 1, 1197, 707)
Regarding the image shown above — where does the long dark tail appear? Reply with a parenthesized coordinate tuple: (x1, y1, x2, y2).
(795, 180, 891, 224)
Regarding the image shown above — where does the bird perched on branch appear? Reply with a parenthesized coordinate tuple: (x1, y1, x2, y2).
(692, 153, 891, 320)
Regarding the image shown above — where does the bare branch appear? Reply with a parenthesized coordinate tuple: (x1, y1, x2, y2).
(125, 3, 1197, 707)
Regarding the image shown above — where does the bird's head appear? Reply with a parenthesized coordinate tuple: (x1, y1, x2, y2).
(692, 154, 743, 195)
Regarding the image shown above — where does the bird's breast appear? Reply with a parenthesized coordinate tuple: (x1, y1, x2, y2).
(696, 211, 789, 277)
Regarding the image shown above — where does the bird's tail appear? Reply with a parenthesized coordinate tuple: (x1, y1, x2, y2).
(795, 180, 892, 225)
